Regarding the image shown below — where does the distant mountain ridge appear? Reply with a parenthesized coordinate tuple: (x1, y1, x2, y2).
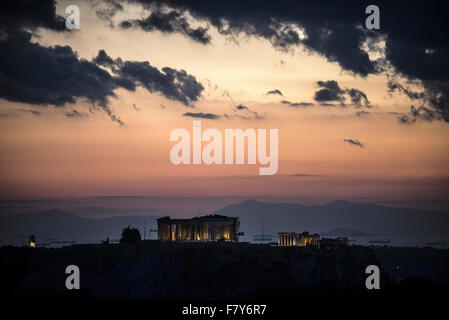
(1, 200, 448, 245)
(0, 210, 157, 244)
(215, 199, 449, 238)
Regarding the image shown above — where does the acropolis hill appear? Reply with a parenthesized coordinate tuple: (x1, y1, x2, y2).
(1, 241, 448, 300)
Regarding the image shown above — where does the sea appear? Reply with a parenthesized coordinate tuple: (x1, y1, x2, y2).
(1, 235, 448, 249)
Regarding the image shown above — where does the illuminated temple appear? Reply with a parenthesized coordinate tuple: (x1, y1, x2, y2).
(277, 231, 320, 248)
(157, 214, 239, 241)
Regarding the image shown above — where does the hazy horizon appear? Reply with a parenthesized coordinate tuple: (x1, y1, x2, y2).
(2, 194, 449, 221)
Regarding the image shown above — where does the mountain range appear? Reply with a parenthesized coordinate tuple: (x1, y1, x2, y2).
(0, 210, 157, 244)
(1, 200, 448, 245)
(216, 200, 449, 238)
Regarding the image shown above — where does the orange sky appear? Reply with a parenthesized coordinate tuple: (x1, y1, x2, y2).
(0, 0, 448, 201)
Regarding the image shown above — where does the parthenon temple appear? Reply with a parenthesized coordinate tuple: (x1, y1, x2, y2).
(157, 214, 239, 241)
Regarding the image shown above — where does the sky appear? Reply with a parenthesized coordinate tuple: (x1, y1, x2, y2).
(0, 0, 448, 207)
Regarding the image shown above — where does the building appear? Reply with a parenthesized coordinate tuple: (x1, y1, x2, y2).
(277, 231, 320, 248)
(28, 234, 36, 248)
(157, 214, 240, 242)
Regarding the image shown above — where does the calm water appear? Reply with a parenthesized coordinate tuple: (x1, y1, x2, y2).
(343, 235, 449, 249)
(248, 235, 449, 249)
(2, 235, 448, 249)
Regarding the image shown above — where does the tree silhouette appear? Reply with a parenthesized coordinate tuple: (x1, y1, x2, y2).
(119, 226, 141, 243)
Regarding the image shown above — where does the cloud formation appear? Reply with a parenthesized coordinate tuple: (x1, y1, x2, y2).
(234, 104, 262, 120)
(388, 80, 446, 123)
(0, 3, 204, 126)
(98, 0, 449, 123)
(343, 139, 364, 148)
(266, 89, 283, 97)
(397, 106, 442, 124)
(183, 112, 220, 119)
(313, 80, 371, 108)
(281, 100, 314, 108)
(120, 8, 211, 44)
(93, 50, 204, 107)
(65, 110, 85, 118)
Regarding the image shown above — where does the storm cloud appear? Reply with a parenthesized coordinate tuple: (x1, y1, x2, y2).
(0, 1, 130, 125)
(120, 8, 211, 44)
(0, 2, 204, 125)
(98, 0, 449, 123)
(93, 50, 204, 107)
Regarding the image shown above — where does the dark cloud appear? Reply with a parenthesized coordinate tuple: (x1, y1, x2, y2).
(120, 8, 211, 44)
(0, 35, 129, 125)
(235, 104, 249, 111)
(93, 50, 204, 106)
(183, 112, 220, 119)
(0, 2, 203, 126)
(0, 0, 65, 35)
(93, 0, 123, 25)
(102, 0, 449, 123)
(92, 49, 115, 68)
(397, 105, 442, 124)
(234, 104, 262, 120)
(343, 139, 364, 148)
(314, 80, 345, 103)
(388, 79, 448, 123)
(65, 110, 85, 118)
(266, 89, 283, 97)
(385, 30, 449, 122)
(0, 37, 129, 107)
(0, 1, 128, 125)
(281, 100, 314, 107)
(346, 88, 372, 108)
(0, 34, 202, 126)
(387, 80, 425, 100)
(107, 0, 378, 76)
(397, 114, 415, 125)
(314, 80, 371, 108)
(320, 102, 337, 107)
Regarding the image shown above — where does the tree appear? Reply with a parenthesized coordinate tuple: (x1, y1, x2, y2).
(119, 226, 141, 243)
